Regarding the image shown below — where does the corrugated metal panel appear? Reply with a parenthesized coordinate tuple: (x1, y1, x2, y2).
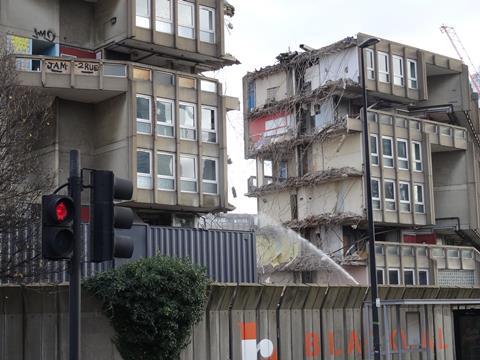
(0, 224, 257, 284)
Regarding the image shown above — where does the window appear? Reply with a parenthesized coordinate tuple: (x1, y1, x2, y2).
(178, 1, 195, 39)
(136, 0, 150, 28)
(382, 137, 394, 167)
(377, 52, 390, 83)
(392, 55, 404, 86)
(412, 141, 422, 171)
(418, 270, 429, 285)
(156, 0, 173, 33)
(199, 6, 215, 43)
(178, 76, 196, 89)
(376, 269, 384, 285)
(370, 134, 379, 166)
(104, 64, 127, 77)
(404, 269, 415, 285)
(201, 106, 217, 143)
(388, 269, 400, 285)
(202, 158, 218, 194)
(278, 160, 288, 181)
(136, 95, 152, 134)
(414, 184, 425, 213)
(156, 98, 174, 137)
(156, 71, 175, 85)
(384, 180, 396, 211)
(397, 139, 409, 170)
(407, 59, 418, 89)
(375, 245, 384, 255)
(179, 103, 196, 140)
(399, 182, 411, 212)
(371, 178, 381, 210)
(180, 155, 197, 192)
(266, 87, 279, 102)
(201, 80, 217, 93)
(157, 152, 175, 190)
(137, 149, 152, 189)
(365, 49, 375, 80)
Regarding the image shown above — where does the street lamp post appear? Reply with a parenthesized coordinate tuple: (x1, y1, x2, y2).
(359, 37, 381, 360)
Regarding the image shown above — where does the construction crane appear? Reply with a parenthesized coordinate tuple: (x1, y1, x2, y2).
(440, 24, 480, 95)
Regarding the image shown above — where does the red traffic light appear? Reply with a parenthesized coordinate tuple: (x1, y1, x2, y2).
(55, 201, 69, 222)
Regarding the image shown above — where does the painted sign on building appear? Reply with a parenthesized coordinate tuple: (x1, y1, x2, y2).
(249, 112, 295, 150)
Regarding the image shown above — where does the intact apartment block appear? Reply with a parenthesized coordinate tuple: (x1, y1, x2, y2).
(243, 33, 480, 287)
(3, 0, 239, 225)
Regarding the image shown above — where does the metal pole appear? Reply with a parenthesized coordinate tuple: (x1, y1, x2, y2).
(69, 150, 81, 360)
(360, 45, 381, 360)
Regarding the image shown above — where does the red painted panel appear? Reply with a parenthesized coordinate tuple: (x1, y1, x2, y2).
(248, 111, 292, 144)
(81, 206, 90, 223)
(403, 234, 417, 244)
(60, 46, 96, 59)
(416, 233, 436, 244)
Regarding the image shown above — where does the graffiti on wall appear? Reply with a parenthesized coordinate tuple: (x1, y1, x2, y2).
(240, 322, 449, 358)
(32, 28, 56, 43)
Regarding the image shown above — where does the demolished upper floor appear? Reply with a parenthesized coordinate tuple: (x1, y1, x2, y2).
(1, 0, 238, 72)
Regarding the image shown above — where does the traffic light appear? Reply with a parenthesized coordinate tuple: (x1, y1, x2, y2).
(90, 170, 134, 262)
(42, 194, 74, 260)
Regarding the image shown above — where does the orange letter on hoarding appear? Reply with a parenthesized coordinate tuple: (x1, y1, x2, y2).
(347, 330, 362, 355)
(328, 331, 343, 356)
(305, 332, 320, 357)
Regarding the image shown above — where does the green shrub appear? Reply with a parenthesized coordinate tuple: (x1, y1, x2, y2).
(84, 256, 209, 360)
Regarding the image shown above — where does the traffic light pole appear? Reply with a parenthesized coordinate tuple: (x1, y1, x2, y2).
(69, 150, 82, 360)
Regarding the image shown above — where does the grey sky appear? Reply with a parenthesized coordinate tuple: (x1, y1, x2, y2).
(211, 0, 480, 214)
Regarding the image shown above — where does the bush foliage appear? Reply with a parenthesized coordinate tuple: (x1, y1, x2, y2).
(84, 256, 209, 360)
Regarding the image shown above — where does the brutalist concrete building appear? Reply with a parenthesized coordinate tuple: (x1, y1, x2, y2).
(243, 33, 480, 287)
(4, 0, 239, 225)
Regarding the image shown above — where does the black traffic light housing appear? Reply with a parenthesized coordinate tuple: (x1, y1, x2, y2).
(42, 194, 75, 260)
(90, 170, 134, 262)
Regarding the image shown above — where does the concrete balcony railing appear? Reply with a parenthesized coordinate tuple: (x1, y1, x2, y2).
(15, 55, 128, 102)
(375, 241, 480, 287)
(346, 110, 468, 150)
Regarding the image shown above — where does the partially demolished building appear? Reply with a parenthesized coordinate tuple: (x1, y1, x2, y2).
(243, 33, 480, 287)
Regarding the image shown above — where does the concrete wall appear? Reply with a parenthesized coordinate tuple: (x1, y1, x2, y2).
(311, 133, 362, 172)
(421, 71, 470, 112)
(59, 0, 94, 49)
(254, 71, 289, 108)
(94, 0, 128, 48)
(258, 191, 292, 224)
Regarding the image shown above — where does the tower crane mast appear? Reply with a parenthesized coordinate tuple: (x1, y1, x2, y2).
(440, 24, 480, 95)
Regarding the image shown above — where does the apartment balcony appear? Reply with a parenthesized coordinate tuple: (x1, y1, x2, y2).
(15, 55, 128, 103)
(375, 241, 480, 287)
(346, 111, 468, 151)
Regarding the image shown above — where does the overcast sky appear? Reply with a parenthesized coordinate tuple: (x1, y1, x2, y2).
(209, 0, 480, 214)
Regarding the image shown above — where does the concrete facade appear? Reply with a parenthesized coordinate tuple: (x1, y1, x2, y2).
(243, 33, 480, 288)
(5, 0, 239, 224)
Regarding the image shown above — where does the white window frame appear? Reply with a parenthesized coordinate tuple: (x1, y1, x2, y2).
(180, 155, 197, 193)
(407, 59, 418, 89)
(136, 0, 151, 29)
(399, 181, 411, 213)
(137, 149, 153, 189)
(382, 136, 394, 168)
(201, 105, 217, 143)
(278, 160, 288, 181)
(418, 269, 429, 285)
(202, 157, 218, 195)
(397, 138, 409, 170)
(365, 48, 375, 80)
(392, 55, 404, 87)
(388, 268, 400, 285)
(199, 5, 215, 44)
(179, 102, 196, 141)
(156, 0, 173, 33)
(376, 268, 385, 285)
(414, 183, 425, 214)
(370, 134, 379, 166)
(371, 178, 381, 210)
(377, 51, 390, 83)
(200, 80, 217, 93)
(178, 0, 195, 39)
(136, 94, 152, 134)
(157, 152, 175, 191)
(156, 97, 175, 138)
(384, 179, 396, 211)
(412, 141, 423, 172)
(403, 268, 416, 285)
